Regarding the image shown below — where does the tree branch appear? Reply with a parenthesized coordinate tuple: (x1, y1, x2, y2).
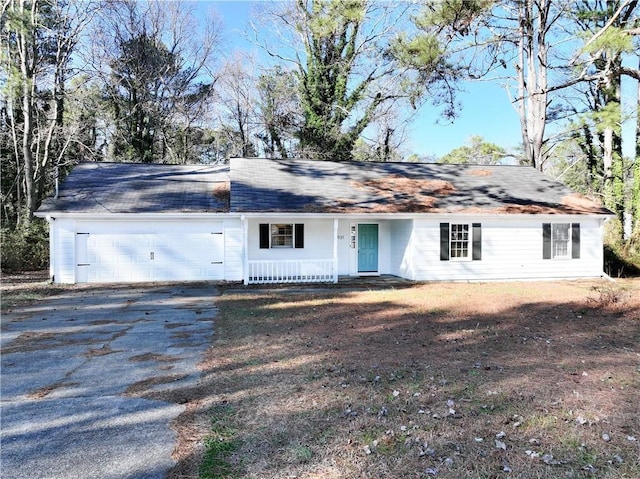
(571, 0, 634, 64)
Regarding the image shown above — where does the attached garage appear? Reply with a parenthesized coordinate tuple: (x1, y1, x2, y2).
(36, 163, 243, 284)
(74, 221, 226, 283)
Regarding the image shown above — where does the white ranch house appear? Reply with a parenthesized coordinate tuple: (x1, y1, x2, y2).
(36, 158, 613, 284)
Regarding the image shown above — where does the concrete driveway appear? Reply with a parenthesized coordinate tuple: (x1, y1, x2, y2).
(1, 283, 218, 479)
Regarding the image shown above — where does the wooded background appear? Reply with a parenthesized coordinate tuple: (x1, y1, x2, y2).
(2, 0, 638, 270)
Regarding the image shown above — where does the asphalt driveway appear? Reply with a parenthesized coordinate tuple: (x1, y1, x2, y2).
(1, 283, 218, 479)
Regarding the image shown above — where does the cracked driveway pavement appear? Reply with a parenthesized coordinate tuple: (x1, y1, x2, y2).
(1, 283, 218, 479)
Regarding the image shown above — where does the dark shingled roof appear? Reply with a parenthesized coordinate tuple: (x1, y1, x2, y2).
(37, 158, 611, 216)
(37, 162, 230, 214)
(230, 158, 611, 215)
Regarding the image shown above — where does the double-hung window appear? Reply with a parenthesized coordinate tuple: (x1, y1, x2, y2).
(552, 223, 570, 258)
(543, 223, 580, 259)
(259, 223, 304, 249)
(271, 224, 293, 247)
(440, 223, 481, 261)
(450, 223, 470, 259)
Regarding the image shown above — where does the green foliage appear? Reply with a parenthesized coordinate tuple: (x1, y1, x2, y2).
(590, 102, 622, 132)
(390, 34, 443, 70)
(256, 66, 301, 158)
(387, 0, 492, 118)
(570, 102, 625, 223)
(608, 151, 626, 220)
(545, 141, 593, 195)
(582, 27, 634, 55)
(95, 1, 218, 164)
(296, 0, 370, 160)
(603, 219, 640, 278)
(306, 0, 365, 36)
(107, 34, 180, 162)
(199, 404, 241, 479)
(1, 219, 49, 272)
(568, 117, 604, 194)
(294, 0, 442, 161)
(439, 135, 507, 164)
(413, 0, 492, 34)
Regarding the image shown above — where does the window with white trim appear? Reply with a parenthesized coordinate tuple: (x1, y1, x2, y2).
(450, 223, 470, 259)
(440, 222, 481, 261)
(259, 223, 304, 249)
(542, 222, 580, 260)
(271, 224, 293, 248)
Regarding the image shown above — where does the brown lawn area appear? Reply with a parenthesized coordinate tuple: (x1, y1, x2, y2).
(3, 274, 639, 478)
(169, 278, 640, 479)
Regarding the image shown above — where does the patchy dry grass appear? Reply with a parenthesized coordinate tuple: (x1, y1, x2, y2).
(4, 273, 638, 478)
(170, 279, 640, 479)
(1, 270, 64, 312)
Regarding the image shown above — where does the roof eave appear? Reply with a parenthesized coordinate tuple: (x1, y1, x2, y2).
(34, 211, 236, 220)
(233, 210, 614, 220)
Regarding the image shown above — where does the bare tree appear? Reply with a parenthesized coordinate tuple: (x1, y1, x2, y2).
(88, 0, 221, 163)
(213, 53, 258, 158)
(2, 0, 97, 223)
(255, 65, 302, 158)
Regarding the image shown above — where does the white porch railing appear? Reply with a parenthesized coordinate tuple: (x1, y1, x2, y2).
(247, 259, 336, 284)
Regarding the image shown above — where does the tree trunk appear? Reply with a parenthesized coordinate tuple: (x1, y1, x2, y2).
(633, 58, 640, 232)
(599, 1, 625, 224)
(516, 5, 531, 166)
(18, 0, 37, 223)
(514, 0, 549, 171)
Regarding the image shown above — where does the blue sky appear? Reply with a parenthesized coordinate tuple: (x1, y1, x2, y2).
(201, 0, 635, 160)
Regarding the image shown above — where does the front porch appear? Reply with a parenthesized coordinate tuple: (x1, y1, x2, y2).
(242, 217, 410, 285)
(247, 258, 336, 284)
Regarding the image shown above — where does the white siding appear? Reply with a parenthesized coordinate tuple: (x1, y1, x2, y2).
(336, 220, 352, 275)
(343, 220, 392, 276)
(248, 219, 397, 277)
(407, 216, 606, 281)
(248, 218, 335, 261)
(389, 219, 414, 279)
(52, 218, 76, 284)
(223, 219, 244, 281)
(47, 214, 607, 284)
(377, 221, 391, 274)
(49, 217, 242, 284)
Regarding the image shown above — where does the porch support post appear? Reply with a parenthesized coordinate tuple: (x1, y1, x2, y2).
(333, 218, 339, 283)
(242, 215, 248, 284)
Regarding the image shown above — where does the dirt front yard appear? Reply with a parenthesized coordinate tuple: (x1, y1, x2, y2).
(3, 275, 638, 478)
(171, 279, 639, 479)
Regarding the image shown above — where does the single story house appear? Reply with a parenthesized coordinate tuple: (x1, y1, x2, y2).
(36, 157, 613, 284)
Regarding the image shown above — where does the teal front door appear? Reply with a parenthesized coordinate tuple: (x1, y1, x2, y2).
(358, 224, 379, 273)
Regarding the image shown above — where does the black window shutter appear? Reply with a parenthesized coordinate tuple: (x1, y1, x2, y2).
(294, 224, 304, 248)
(259, 224, 269, 249)
(440, 223, 450, 261)
(571, 223, 580, 259)
(472, 223, 482, 260)
(542, 223, 551, 259)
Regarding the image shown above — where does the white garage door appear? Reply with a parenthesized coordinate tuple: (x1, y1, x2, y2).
(76, 228, 224, 283)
